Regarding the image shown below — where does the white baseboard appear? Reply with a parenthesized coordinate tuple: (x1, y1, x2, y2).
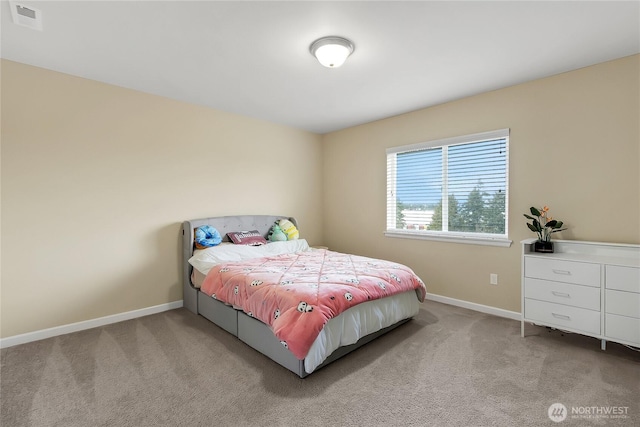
(426, 293, 521, 321)
(0, 300, 183, 349)
(1, 296, 519, 349)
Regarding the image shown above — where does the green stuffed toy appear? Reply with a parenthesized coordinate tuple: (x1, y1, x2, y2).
(268, 224, 288, 242)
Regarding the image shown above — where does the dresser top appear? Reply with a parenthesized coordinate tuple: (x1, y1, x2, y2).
(521, 238, 640, 268)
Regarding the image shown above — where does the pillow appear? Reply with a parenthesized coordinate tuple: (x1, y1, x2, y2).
(194, 225, 222, 249)
(227, 230, 268, 246)
(279, 219, 299, 240)
(189, 239, 311, 275)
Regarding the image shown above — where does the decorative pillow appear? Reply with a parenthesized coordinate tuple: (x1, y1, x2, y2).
(279, 219, 299, 240)
(268, 224, 288, 242)
(227, 230, 268, 246)
(194, 225, 222, 249)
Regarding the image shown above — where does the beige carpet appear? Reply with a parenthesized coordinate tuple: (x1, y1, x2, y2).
(1, 301, 638, 426)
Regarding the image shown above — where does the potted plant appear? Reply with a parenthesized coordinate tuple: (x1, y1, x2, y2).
(523, 206, 566, 253)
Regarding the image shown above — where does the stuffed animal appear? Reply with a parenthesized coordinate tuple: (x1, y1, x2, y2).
(194, 225, 222, 249)
(268, 224, 287, 242)
(278, 219, 299, 240)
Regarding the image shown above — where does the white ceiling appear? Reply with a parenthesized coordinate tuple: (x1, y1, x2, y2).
(2, 1, 639, 134)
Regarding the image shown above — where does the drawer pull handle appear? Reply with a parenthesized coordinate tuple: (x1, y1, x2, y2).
(552, 269, 571, 275)
(552, 313, 571, 321)
(551, 291, 571, 298)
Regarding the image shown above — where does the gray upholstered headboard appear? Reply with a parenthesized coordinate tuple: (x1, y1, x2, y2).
(181, 215, 297, 313)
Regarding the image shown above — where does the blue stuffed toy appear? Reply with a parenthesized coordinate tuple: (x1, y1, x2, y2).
(195, 225, 222, 249)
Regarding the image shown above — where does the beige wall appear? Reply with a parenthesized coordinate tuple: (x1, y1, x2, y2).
(2, 55, 638, 339)
(1, 60, 323, 338)
(322, 55, 639, 313)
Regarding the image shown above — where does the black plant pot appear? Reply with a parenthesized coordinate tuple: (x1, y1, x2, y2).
(534, 240, 554, 253)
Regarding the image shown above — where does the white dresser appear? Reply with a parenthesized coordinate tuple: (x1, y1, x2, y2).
(521, 238, 640, 350)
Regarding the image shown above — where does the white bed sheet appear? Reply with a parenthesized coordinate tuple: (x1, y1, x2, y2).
(189, 239, 311, 277)
(304, 290, 419, 373)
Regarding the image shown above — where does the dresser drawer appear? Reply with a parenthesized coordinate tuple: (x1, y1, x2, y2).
(605, 313, 640, 345)
(605, 289, 640, 318)
(524, 257, 600, 287)
(524, 299, 600, 335)
(524, 278, 600, 310)
(605, 265, 640, 293)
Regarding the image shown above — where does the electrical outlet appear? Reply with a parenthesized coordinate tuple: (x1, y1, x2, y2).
(490, 274, 498, 285)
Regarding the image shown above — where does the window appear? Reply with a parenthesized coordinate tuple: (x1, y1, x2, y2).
(386, 129, 511, 247)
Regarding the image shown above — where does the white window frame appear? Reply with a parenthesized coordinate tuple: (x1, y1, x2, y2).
(386, 129, 512, 247)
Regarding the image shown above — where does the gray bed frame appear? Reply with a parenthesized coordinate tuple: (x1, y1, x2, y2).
(182, 215, 411, 377)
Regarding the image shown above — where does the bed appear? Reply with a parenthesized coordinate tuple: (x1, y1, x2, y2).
(182, 215, 426, 377)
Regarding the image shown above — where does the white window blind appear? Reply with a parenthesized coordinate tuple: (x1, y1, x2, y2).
(386, 129, 510, 246)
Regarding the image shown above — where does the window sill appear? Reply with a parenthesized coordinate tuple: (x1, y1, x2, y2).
(384, 230, 513, 248)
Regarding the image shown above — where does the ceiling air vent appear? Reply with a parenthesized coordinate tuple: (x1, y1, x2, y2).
(9, 2, 43, 31)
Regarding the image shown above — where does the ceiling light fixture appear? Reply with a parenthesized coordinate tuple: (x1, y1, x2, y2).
(309, 36, 355, 68)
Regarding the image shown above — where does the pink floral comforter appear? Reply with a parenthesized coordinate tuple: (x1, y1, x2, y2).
(200, 249, 426, 359)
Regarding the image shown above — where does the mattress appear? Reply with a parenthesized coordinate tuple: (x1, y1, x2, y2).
(303, 289, 419, 373)
(192, 268, 207, 288)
